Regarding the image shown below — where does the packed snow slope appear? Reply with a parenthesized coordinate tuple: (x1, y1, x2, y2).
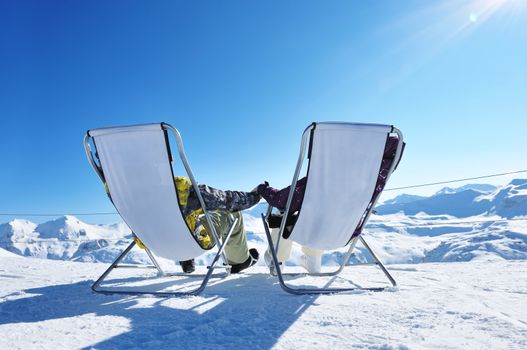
(0, 255, 525, 350)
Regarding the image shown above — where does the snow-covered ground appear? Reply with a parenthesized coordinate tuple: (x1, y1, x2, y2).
(0, 253, 526, 350)
(2, 179, 526, 266)
(1, 179, 527, 349)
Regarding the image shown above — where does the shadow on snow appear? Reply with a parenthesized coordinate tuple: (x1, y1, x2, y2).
(0, 273, 323, 350)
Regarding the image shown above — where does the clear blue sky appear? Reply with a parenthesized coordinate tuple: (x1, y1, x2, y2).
(1, 0, 526, 223)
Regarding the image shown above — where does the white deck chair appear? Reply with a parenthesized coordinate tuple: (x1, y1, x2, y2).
(261, 122, 404, 294)
(84, 123, 236, 296)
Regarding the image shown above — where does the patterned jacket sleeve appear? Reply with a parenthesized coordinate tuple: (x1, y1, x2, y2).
(195, 184, 261, 212)
(257, 177, 307, 213)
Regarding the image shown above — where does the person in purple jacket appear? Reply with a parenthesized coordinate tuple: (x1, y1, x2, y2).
(257, 136, 403, 214)
(256, 177, 307, 214)
(257, 135, 404, 274)
(256, 176, 320, 274)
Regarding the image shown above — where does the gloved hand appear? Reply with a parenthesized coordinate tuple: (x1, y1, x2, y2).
(255, 181, 269, 195)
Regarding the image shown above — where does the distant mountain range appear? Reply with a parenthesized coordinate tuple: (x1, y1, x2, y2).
(1, 179, 526, 265)
(0, 216, 141, 263)
(376, 179, 527, 218)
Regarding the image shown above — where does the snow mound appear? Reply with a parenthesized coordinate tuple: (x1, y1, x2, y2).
(0, 247, 20, 258)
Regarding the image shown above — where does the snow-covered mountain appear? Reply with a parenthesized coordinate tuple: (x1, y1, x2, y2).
(434, 183, 497, 195)
(1, 179, 526, 266)
(376, 178, 527, 218)
(0, 216, 138, 262)
(382, 194, 427, 205)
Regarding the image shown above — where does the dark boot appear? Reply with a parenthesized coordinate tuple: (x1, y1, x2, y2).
(179, 259, 195, 273)
(230, 248, 259, 274)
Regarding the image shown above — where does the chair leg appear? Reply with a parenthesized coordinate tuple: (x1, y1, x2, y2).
(91, 241, 137, 293)
(261, 214, 396, 295)
(144, 246, 165, 276)
(90, 219, 238, 297)
(359, 235, 397, 287)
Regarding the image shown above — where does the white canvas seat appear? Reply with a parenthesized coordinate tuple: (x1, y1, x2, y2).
(84, 123, 236, 296)
(262, 122, 404, 294)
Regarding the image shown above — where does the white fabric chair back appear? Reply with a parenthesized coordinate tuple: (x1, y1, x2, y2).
(289, 123, 392, 250)
(89, 123, 204, 261)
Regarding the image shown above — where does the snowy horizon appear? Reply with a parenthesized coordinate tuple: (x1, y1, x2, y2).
(2, 177, 526, 267)
(2, 177, 525, 225)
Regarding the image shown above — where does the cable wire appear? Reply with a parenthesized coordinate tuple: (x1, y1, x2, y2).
(0, 169, 526, 217)
(385, 169, 527, 191)
(370, 217, 527, 228)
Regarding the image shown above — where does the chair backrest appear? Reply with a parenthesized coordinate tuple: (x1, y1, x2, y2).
(87, 123, 205, 261)
(288, 122, 400, 250)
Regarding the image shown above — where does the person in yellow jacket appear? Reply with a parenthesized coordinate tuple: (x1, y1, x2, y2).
(174, 176, 260, 274)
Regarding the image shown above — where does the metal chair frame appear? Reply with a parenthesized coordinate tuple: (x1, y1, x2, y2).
(84, 123, 236, 296)
(262, 122, 404, 294)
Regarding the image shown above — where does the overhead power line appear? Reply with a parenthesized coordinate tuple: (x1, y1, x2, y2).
(0, 168, 526, 217)
(385, 169, 527, 191)
(371, 217, 527, 228)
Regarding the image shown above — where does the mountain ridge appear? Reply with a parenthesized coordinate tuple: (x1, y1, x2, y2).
(1, 179, 526, 265)
(377, 178, 527, 218)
